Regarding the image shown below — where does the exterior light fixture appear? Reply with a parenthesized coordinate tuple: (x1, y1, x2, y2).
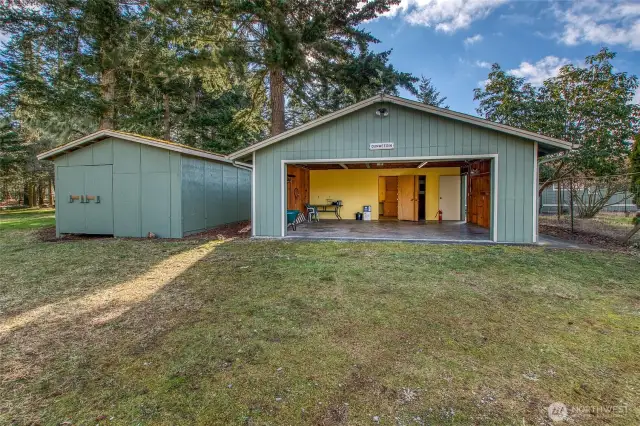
(375, 107, 389, 117)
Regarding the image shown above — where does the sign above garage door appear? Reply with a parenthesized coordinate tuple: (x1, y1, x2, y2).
(369, 142, 394, 150)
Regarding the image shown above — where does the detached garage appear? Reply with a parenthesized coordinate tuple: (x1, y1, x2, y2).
(37, 130, 251, 238)
(230, 94, 572, 243)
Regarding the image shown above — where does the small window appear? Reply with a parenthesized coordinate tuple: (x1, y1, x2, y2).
(552, 183, 558, 191)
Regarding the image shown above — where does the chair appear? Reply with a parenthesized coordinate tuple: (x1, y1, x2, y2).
(305, 203, 319, 222)
(286, 210, 299, 231)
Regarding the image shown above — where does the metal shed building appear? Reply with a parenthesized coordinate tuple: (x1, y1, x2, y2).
(230, 94, 573, 243)
(37, 130, 251, 238)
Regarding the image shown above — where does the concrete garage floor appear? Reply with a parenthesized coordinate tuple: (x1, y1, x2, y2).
(287, 220, 491, 242)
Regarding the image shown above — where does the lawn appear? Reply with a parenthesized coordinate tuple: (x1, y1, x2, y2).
(0, 207, 55, 230)
(1, 212, 639, 425)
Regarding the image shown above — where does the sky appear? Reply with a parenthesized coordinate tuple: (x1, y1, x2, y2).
(361, 0, 640, 115)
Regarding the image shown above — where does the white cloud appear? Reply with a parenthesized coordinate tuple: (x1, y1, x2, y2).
(381, 0, 508, 33)
(464, 34, 484, 46)
(475, 60, 492, 68)
(554, 0, 640, 50)
(508, 56, 572, 86)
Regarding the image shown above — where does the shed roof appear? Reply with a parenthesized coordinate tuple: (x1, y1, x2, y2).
(36, 129, 234, 164)
(229, 94, 573, 160)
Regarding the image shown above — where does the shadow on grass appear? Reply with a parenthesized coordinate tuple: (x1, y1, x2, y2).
(1, 239, 639, 425)
(0, 237, 232, 422)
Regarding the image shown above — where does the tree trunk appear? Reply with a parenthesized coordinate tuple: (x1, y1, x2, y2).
(556, 182, 561, 220)
(49, 178, 55, 207)
(29, 184, 35, 208)
(38, 182, 45, 206)
(269, 66, 286, 136)
(99, 68, 116, 130)
(163, 93, 171, 140)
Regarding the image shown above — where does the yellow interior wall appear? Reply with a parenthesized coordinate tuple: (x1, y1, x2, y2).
(309, 167, 460, 220)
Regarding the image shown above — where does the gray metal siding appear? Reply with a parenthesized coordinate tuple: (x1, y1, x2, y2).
(180, 157, 251, 235)
(53, 137, 182, 238)
(254, 102, 536, 243)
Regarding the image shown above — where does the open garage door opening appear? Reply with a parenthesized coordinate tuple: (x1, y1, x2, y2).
(283, 157, 495, 242)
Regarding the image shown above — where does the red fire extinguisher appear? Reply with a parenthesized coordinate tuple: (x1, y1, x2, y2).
(436, 209, 443, 223)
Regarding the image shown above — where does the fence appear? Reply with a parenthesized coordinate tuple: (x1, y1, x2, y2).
(538, 173, 639, 239)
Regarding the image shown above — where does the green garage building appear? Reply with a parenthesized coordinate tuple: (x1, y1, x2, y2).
(230, 94, 573, 243)
(37, 130, 251, 238)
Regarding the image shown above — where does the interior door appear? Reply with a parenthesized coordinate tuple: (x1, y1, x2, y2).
(398, 175, 418, 221)
(469, 175, 491, 228)
(383, 176, 398, 217)
(439, 176, 461, 220)
(84, 165, 114, 234)
(57, 166, 86, 234)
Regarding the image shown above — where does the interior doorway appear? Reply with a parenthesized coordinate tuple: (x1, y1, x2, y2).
(379, 176, 398, 219)
(378, 175, 423, 222)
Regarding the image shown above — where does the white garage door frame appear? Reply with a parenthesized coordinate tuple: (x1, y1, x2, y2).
(279, 154, 499, 242)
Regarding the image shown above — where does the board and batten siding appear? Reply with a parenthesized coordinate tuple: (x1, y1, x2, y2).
(53, 137, 183, 238)
(254, 102, 536, 243)
(181, 157, 251, 235)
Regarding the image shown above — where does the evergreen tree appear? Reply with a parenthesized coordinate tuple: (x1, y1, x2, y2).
(286, 47, 418, 126)
(219, 0, 401, 135)
(417, 76, 447, 108)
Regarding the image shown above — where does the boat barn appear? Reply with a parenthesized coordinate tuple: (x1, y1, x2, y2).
(37, 130, 251, 238)
(229, 94, 572, 243)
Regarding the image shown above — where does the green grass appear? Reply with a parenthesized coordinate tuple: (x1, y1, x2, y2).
(0, 223, 639, 425)
(0, 207, 55, 230)
(592, 213, 636, 229)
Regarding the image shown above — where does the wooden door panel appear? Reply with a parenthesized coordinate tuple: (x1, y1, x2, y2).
(468, 173, 491, 228)
(398, 175, 418, 221)
(384, 176, 398, 217)
(383, 202, 398, 217)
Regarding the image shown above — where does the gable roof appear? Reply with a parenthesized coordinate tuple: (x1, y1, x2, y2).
(229, 94, 573, 160)
(36, 129, 233, 164)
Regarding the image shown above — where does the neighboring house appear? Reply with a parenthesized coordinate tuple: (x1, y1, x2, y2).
(540, 184, 638, 214)
(229, 94, 572, 243)
(37, 130, 251, 238)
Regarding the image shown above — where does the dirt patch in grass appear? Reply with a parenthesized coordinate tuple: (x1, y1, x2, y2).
(36, 220, 251, 243)
(540, 213, 639, 252)
(184, 220, 251, 240)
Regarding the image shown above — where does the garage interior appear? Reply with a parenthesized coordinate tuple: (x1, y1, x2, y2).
(285, 159, 492, 241)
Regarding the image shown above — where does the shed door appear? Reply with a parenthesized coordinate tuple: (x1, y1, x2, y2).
(84, 165, 114, 234)
(57, 166, 87, 234)
(57, 165, 114, 235)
